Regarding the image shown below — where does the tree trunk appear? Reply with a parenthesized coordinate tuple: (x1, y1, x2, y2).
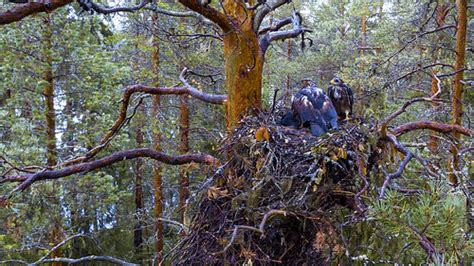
(133, 105, 144, 259)
(43, 13, 61, 265)
(285, 39, 292, 106)
(448, 0, 467, 186)
(178, 95, 190, 231)
(151, 11, 164, 264)
(223, 0, 263, 128)
(427, 3, 448, 153)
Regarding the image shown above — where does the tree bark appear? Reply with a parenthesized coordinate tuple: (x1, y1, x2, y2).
(133, 105, 144, 259)
(448, 0, 467, 186)
(42, 13, 61, 265)
(427, 2, 449, 153)
(178, 95, 190, 231)
(223, 0, 263, 128)
(151, 11, 164, 264)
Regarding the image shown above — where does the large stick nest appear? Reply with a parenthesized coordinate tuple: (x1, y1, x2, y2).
(173, 111, 375, 264)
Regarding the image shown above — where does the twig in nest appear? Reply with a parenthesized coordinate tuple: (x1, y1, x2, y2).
(212, 209, 288, 255)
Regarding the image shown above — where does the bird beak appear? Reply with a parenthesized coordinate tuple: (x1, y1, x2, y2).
(330, 79, 337, 85)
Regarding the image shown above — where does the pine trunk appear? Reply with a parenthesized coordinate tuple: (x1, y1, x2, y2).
(448, 0, 467, 186)
(151, 11, 164, 264)
(178, 95, 190, 230)
(133, 105, 144, 258)
(223, 0, 263, 128)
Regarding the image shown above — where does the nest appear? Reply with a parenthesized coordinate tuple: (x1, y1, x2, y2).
(173, 111, 373, 264)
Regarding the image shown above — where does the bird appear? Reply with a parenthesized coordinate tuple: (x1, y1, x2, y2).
(327, 77, 354, 120)
(280, 81, 338, 137)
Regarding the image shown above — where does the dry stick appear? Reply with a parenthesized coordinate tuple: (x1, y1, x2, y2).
(379, 152, 414, 199)
(33, 256, 138, 266)
(213, 210, 288, 255)
(35, 234, 94, 264)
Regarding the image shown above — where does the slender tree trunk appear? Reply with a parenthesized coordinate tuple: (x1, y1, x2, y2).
(427, 3, 449, 153)
(448, 0, 467, 186)
(285, 40, 292, 106)
(42, 13, 61, 265)
(223, 0, 263, 128)
(178, 95, 189, 231)
(151, 11, 164, 264)
(133, 105, 145, 259)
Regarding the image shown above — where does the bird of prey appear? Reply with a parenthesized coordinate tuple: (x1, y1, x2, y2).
(280, 82, 338, 137)
(327, 77, 354, 120)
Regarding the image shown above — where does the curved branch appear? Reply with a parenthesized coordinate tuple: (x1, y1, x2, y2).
(259, 11, 304, 53)
(178, 0, 231, 32)
(58, 83, 226, 167)
(88, 0, 149, 14)
(36, 234, 94, 264)
(2, 148, 219, 194)
(253, 0, 291, 32)
(393, 121, 474, 137)
(0, 0, 73, 25)
(258, 17, 292, 35)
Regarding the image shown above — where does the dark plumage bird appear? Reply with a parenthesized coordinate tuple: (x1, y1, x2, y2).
(328, 77, 354, 120)
(280, 82, 338, 137)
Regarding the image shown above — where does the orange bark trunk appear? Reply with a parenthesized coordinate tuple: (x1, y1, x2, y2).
(178, 95, 190, 230)
(223, 0, 263, 128)
(151, 12, 164, 264)
(427, 3, 448, 153)
(448, 0, 467, 186)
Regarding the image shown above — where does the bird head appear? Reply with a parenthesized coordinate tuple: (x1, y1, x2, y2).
(330, 77, 343, 85)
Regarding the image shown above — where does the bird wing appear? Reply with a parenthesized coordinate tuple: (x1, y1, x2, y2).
(292, 94, 328, 136)
(344, 84, 354, 113)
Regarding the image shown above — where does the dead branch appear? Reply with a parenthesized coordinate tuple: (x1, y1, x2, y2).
(259, 11, 305, 53)
(1, 148, 219, 196)
(380, 152, 414, 199)
(213, 209, 288, 255)
(86, 0, 149, 14)
(393, 121, 474, 137)
(380, 25, 456, 65)
(35, 234, 94, 264)
(33, 256, 138, 266)
(258, 17, 292, 35)
(253, 0, 292, 32)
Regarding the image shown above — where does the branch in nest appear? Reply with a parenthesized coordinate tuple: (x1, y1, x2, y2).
(212, 209, 288, 255)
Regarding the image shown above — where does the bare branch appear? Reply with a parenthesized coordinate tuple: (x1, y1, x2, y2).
(34, 256, 138, 266)
(258, 17, 292, 35)
(259, 11, 304, 53)
(1, 148, 219, 195)
(0, 0, 73, 25)
(57, 83, 226, 167)
(253, 0, 292, 32)
(380, 25, 456, 65)
(393, 121, 474, 137)
(380, 151, 414, 199)
(86, 0, 150, 14)
(35, 234, 94, 264)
